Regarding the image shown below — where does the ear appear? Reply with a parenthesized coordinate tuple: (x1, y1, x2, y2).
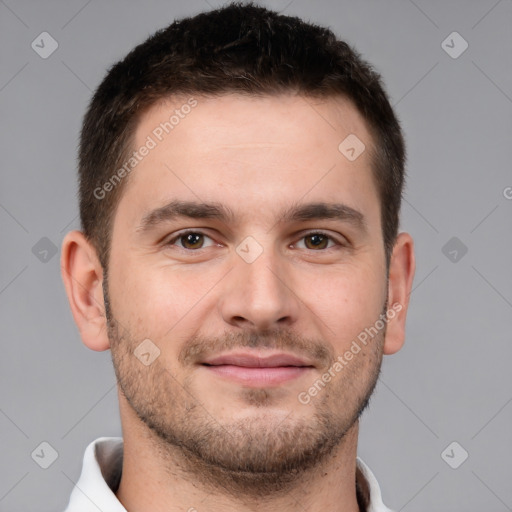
(60, 230, 110, 351)
(383, 232, 416, 355)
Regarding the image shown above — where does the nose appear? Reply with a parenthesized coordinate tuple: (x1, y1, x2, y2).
(218, 243, 300, 331)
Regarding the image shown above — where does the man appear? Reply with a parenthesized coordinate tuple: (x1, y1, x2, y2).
(61, 2, 415, 511)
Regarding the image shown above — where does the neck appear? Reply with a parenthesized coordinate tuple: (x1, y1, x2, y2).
(115, 398, 365, 512)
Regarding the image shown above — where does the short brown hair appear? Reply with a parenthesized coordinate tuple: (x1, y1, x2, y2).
(78, 2, 406, 270)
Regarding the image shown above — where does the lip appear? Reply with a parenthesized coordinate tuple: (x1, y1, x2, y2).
(201, 351, 314, 368)
(200, 351, 315, 387)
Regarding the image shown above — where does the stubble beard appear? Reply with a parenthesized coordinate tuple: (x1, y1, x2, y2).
(104, 280, 385, 499)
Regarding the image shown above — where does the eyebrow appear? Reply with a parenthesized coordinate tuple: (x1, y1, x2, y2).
(136, 199, 367, 235)
(136, 200, 235, 234)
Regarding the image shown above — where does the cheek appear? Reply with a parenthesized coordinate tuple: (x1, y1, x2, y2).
(109, 262, 180, 336)
(111, 260, 222, 343)
(302, 263, 386, 346)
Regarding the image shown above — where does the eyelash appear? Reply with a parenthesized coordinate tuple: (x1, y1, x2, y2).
(165, 229, 346, 252)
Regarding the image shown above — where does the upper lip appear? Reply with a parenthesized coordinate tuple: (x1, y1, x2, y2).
(201, 351, 314, 368)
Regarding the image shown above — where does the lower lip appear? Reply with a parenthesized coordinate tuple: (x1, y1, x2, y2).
(202, 364, 312, 386)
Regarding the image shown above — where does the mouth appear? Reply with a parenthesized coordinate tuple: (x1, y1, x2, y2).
(200, 351, 315, 387)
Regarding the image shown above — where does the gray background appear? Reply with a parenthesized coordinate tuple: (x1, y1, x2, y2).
(1, 0, 511, 510)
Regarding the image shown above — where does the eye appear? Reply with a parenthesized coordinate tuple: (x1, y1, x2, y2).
(295, 232, 340, 250)
(167, 230, 216, 250)
(165, 230, 344, 252)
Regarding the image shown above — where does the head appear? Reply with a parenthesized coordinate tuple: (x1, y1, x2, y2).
(62, 1, 415, 497)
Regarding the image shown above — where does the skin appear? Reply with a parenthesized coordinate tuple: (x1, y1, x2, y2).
(61, 94, 415, 512)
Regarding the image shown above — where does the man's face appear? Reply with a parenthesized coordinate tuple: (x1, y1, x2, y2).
(105, 94, 389, 491)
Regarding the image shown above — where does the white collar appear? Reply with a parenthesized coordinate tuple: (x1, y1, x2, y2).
(64, 437, 393, 512)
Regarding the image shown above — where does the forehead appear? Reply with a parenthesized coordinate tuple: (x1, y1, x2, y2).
(135, 93, 372, 158)
(115, 93, 378, 228)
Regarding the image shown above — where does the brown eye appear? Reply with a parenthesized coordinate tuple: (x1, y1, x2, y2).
(179, 232, 205, 249)
(167, 231, 215, 250)
(294, 232, 341, 251)
(304, 233, 330, 250)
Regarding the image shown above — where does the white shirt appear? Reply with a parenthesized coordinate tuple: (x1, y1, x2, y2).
(64, 437, 394, 512)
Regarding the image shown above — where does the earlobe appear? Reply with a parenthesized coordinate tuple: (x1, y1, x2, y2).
(383, 232, 416, 355)
(60, 230, 111, 352)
